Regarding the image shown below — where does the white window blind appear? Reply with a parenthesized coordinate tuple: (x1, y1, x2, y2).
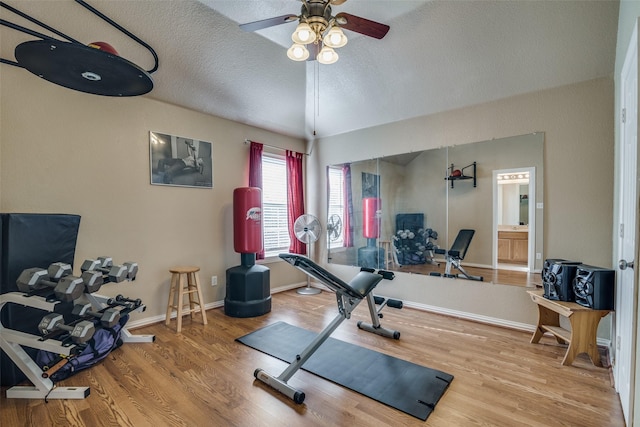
(262, 155, 290, 255)
(327, 167, 344, 248)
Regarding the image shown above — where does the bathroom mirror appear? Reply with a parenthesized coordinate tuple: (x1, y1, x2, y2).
(327, 133, 544, 286)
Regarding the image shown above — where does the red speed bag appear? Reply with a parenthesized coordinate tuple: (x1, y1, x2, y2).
(233, 187, 263, 253)
(362, 197, 381, 239)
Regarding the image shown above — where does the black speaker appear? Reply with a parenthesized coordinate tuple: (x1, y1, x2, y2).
(542, 259, 581, 301)
(572, 265, 615, 310)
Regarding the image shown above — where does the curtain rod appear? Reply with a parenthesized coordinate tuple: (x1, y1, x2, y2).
(244, 139, 311, 156)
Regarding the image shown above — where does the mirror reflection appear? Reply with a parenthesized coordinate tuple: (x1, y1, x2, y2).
(327, 133, 544, 287)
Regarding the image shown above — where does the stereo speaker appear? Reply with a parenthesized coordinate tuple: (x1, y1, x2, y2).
(542, 259, 581, 301)
(572, 265, 615, 310)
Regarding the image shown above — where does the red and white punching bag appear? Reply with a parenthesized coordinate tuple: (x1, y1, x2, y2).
(362, 197, 381, 239)
(233, 187, 263, 253)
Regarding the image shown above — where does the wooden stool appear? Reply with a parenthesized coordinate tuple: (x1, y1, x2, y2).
(380, 240, 396, 269)
(166, 266, 208, 333)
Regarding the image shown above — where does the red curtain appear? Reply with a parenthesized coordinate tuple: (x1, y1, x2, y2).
(248, 141, 265, 259)
(287, 150, 306, 255)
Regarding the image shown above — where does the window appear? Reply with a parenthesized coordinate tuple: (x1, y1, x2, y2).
(262, 155, 290, 256)
(327, 166, 344, 248)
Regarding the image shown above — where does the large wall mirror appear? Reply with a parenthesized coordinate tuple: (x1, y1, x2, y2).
(326, 133, 544, 287)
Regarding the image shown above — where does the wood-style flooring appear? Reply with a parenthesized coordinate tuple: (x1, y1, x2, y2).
(1, 290, 623, 426)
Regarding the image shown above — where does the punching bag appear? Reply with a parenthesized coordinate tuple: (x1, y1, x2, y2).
(226, 187, 271, 318)
(233, 187, 263, 254)
(363, 197, 381, 239)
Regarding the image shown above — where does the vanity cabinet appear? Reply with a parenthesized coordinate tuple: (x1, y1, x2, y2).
(497, 231, 528, 264)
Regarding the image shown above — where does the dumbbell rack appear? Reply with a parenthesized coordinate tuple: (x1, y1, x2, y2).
(0, 292, 90, 399)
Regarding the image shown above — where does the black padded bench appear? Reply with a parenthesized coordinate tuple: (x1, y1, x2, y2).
(253, 253, 401, 404)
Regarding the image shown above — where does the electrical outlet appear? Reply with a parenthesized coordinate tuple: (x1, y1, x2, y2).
(536, 202, 543, 209)
(536, 252, 542, 260)
(211, 275, 217, 286)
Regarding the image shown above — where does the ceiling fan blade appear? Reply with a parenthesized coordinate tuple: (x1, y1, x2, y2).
(240, 14, 298, 32)
(330, 0, 348, 5)
(335, 12, 390, 39)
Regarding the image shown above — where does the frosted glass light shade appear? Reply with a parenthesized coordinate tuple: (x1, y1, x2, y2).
(323, 27, 348, 48)
(317, 46, 338, 64)
(287, 43, 310, 61)
(292, 23, 316, 44)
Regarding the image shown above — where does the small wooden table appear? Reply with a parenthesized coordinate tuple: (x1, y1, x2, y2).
(527, 290, 611, 366)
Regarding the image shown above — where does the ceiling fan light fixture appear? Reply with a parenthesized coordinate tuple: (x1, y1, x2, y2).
(317, 46, 338, 64)
(292, 22, 316, 44)
(323, 27, 347, 48)
(287, 43, 310, 61)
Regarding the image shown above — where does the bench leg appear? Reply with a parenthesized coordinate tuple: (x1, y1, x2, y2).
(564, 311, 603, 366)
(531, 305, 562, 344)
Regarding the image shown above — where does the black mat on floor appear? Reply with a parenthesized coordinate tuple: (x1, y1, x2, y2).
(236, 321, 453, 421)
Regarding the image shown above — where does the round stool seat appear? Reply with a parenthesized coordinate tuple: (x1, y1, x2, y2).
(169, 266, 200, 274)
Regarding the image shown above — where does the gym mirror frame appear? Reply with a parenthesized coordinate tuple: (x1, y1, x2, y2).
(326, 133, 544, 287)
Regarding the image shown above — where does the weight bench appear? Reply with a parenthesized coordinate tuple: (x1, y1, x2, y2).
(253, 253, 401, 404)
(431, 229, 483, 281)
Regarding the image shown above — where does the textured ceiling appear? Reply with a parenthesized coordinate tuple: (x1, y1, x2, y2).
(0, 0, 619, 140)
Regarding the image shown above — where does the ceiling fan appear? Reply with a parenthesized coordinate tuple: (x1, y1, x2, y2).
(239, 0, 390, 64)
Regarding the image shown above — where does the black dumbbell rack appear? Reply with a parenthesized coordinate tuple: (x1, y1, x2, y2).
(0, 292, 90, 399)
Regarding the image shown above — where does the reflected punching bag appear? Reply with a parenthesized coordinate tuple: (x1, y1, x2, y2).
(225, 187, 271, 318)
(363, 197, 381, 239)
(358, 197, 384, 269)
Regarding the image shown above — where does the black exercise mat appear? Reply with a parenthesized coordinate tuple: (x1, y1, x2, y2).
(236, 321, 453, 421)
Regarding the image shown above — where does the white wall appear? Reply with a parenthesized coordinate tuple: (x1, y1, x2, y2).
(0, 66, 307, 322)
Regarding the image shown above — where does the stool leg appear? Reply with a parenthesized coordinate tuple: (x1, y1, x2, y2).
(186, 272, 195, 320)
(194, 272, 208, 325)
(166, 273, 177, 326)
(176, 273, 185, 333)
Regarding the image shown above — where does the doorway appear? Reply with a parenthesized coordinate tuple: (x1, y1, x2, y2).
(492, 167, 536, 272)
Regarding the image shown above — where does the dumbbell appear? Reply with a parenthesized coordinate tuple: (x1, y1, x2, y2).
(38, 313, 95, 344)
(72, 303, 120, 328)
(81, 258, 137, 283)
(16, 267, 84, 302)
(107, 294, 142, 309)
(97, 257, 138, 281)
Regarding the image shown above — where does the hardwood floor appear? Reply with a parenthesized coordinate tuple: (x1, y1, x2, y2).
(1, 290, 623, 426)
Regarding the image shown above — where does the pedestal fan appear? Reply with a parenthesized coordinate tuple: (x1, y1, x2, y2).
(327, 214, 343, 243)
(293, 214, 322, 295)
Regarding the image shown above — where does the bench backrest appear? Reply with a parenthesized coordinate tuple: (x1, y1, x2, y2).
(279, 253, 382, 299)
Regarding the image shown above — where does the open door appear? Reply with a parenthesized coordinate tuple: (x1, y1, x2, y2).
(615, 19, 639, 426)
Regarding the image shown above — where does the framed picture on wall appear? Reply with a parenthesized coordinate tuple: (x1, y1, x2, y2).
(149, 131, 213, 188)
(362, 172, 380, 198)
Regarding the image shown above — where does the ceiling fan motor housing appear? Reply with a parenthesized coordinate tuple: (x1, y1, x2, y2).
(301, 1, 333, 36)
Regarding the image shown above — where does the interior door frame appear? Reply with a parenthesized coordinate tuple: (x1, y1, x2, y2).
(492, 166, 536, 272)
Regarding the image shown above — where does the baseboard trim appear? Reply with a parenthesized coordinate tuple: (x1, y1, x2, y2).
(126, 284, 611, 349)
(126, 281, 308, 329)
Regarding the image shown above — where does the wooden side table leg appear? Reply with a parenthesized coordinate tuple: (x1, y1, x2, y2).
(564, 311, 603, 367)
(166, 274, 177, 326)
(531, 305, 561, 343)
